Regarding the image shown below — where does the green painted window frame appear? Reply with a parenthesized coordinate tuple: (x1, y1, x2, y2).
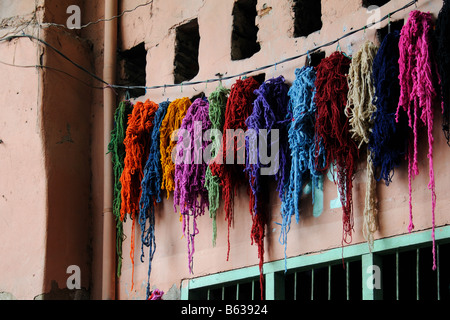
(181, 225, 450, 300)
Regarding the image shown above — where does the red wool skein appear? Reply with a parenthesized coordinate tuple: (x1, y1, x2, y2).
(314, 51, 359, 245)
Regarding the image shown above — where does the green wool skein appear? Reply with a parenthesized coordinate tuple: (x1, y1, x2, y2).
(205, 84, 229, 247)
(107, 100, 133, 277)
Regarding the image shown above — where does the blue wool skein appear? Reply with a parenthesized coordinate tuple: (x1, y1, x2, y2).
(279, 66, 325, 272)
(139, 100, 170, 299)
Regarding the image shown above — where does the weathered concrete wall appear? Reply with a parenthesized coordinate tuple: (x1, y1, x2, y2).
(0, 0, 93, 299)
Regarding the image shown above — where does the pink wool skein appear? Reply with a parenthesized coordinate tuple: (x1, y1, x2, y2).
(396, 10, 442, 270)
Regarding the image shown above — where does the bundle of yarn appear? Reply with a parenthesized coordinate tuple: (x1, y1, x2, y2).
(107, 100, 133, 277)
(396, 10, 441, 270)
(314, 51, 359, 245)
(120, 99, 159, 289)
(174, 98, 211, 274)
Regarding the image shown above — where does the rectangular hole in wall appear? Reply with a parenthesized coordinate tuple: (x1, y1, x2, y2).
(308, 50, 326, 68)
(231, 0, 261, 61)
(362, 0, 391, 8)
(174, 18, 200, 84)
(293, 0, 322, 38)
(118, 42, 147, 98)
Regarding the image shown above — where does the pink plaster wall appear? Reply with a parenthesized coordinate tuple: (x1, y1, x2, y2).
(1, 0, 449, 301)
(110, 0, 450, 300)
(0, 37, 47, 300)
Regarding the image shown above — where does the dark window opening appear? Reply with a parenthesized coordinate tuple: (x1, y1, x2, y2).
(362, 0, 390, 8)
(118, 42, 147, 98)
(293, 0, 322, 38)
(174, 18, 200, 84)
(249, 73, 265, 85)
(189, 277, 264, 300)
(376, 19, 404, 44)
(285, 259, 362, 300)
(380, 242, 450, 300)
(308, 50, 326, 68)
(231, 0, 261, 61)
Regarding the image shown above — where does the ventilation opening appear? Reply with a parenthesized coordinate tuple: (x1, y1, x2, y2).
(308, 50, 326, 67)
(376, 19, 404, 44)
(231, 0, 261, 61)
(174, 18, 200, 84)
(293, 0, 322, 38)
(118, 42, 147, 98)
(362, 0, 390, 8)
(250, 73, 265, 85)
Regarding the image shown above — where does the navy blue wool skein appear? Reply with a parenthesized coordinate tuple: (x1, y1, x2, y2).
(139, 100, 170, 299)
(368, 31, 408, 185)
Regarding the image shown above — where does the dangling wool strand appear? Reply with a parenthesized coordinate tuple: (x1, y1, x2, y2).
(174, 98, 211, 274)
(435, 0, 450, 144)
(345, 41, 379, 250)
(139, 100, 170, 299)
(314, 51, 359, 245)
(245, 76, 291, 299)
(397, 10, 442, 270)
(120, 99, 159, 290)
(160, 98, 192, 199)
(204, 85, 230, 247)
(280, 66, 325, 271)
(209, 77, 261, 260)
(369, 30, 409, 186)
(107, 100, 133, 277)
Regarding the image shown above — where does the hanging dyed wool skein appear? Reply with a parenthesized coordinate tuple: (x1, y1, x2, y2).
(369, 30, 409, 186)
(245, 75, 291, 299)
(107, 100, 133, 277)
(280, 66, 325, 271)
(345, 41, 379, 250)
(435, 0, 450, 145)
(204, 85, 230, 247)
(314, 51, 359, 245)
(160, 98, 192, 199)
(120, 99, 160, 290)
(397, 10, 442, 270)
(138, 100, 170, 299)
(174, 98, 211, 274)
(209, 77, 261, 261)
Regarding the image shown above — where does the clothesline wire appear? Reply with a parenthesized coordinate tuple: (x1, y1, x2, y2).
(0, 0, 418, 93)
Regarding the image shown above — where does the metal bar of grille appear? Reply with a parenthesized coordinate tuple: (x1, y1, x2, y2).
(207, 288, 211, 300)
(346, 261, 350, 300)
(328, 265, 331, 300)
(311, 269, 314, 300)
(236, 283, 240, 300)
(396, 251, 399, 300)
(437, 245, 440, 300)
(252, 280, 255, 300)
(294, 272, 297, 301)
(416, 248, 420, 300)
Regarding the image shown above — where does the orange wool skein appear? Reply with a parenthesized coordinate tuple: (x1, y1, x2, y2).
(160, 97, 192, 199)
(120, 99, 159, 290)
